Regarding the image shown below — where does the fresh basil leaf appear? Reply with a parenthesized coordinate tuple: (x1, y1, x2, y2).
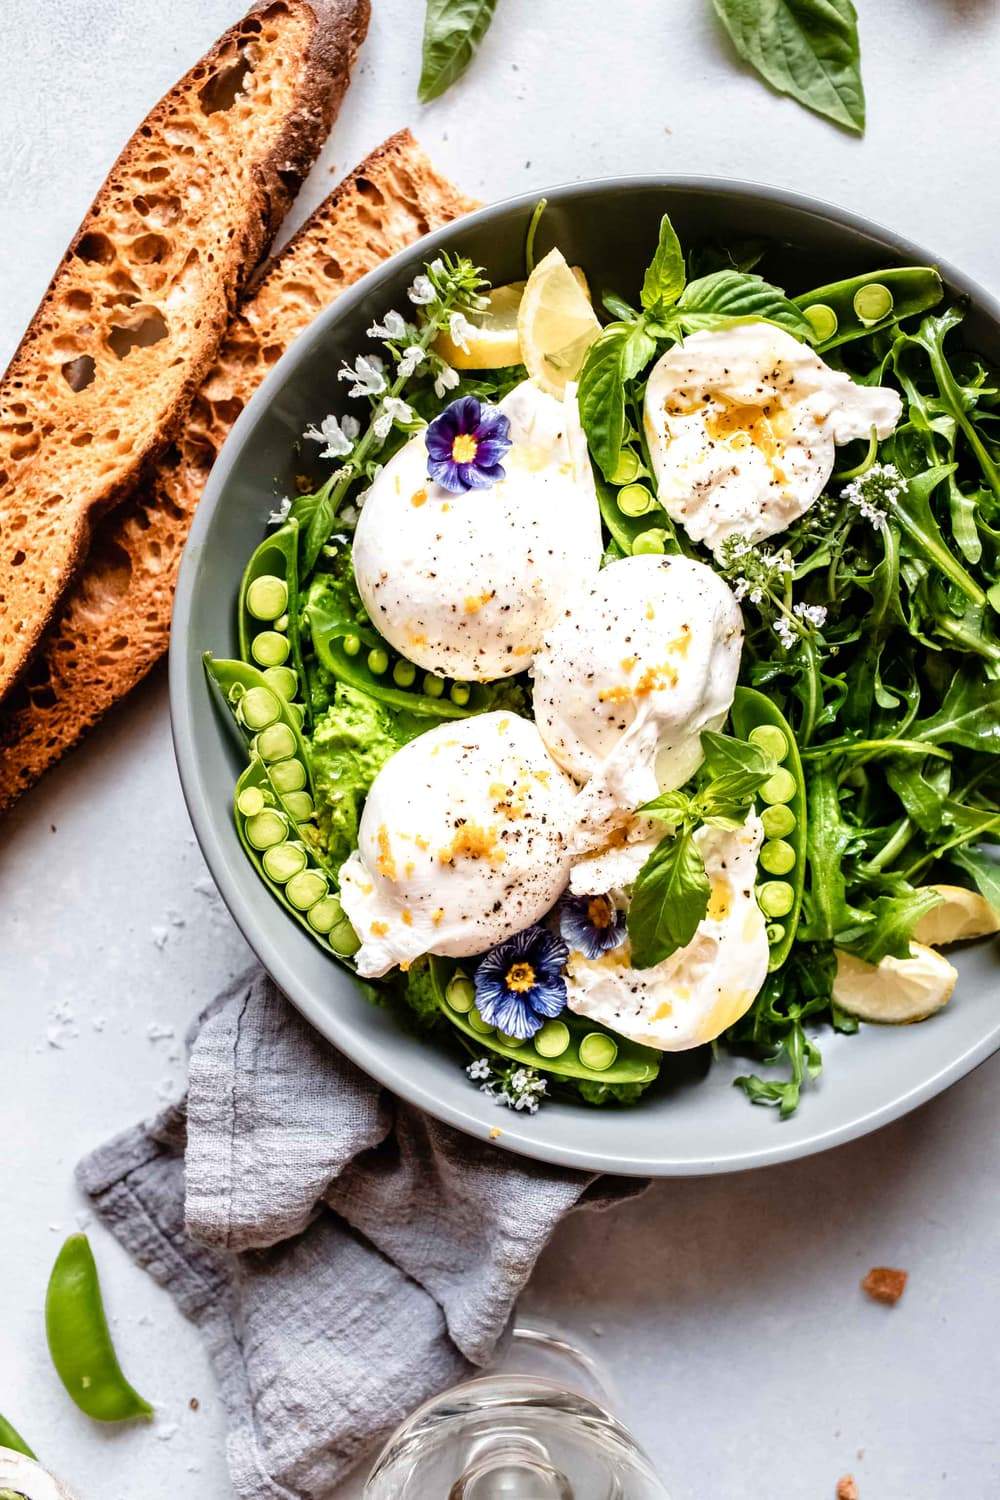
(418, 0, 499, 104)
(840, 889, 942, 965)
(639, 789, 692, 825)
(627, 829, 710, 969)
(641, 213, 686, 312)
(711, 0, 865, 134)
(677, 270, 814, 340)
(622, 321, 658, 381)
(913, 670, 1000, 753)
(577, 324, 633, 480)
(700, 730, 774, 781)
(950, 844, 1000, 911)
(699, 770, 769, 815)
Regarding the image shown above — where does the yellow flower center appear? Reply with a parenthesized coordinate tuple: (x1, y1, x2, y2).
(587, 896, 614, 930)
(505, 961, 536, 993)
(451, 432, 479, 464)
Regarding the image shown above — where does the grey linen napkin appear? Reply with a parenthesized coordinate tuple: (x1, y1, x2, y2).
(77, 967, 646, 1499)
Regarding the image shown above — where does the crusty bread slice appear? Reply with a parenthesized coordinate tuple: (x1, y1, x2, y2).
(0, 0, 370, 699)
(0, 132, 476, 813)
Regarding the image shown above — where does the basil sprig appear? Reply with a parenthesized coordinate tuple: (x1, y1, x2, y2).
(577, 213, 815, 480)
(711, 0, 865, 134)
(627, 732, 776, 969)
(418, 0, 500, 103)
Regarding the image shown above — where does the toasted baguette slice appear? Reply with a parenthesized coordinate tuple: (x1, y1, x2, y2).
(0, 132, 476, 813)
(0, 0, 370, 699)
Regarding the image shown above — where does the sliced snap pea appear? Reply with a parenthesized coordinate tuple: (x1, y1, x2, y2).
(535, 1020, 571, 1058)
(596, 473, 664, 557)
(262, 665, 298, 701)
(631, 528, 668, 556)
(793, 266, 943, 352)
(578, 1032, 618, 1072)
(0, 1412, 35, 1460)
(45, 1234, 152, 1423)
(430, 960, 660, 1085)
(262, 841, 308, 884)
(251, 630, 290, 668)
(731, 687, 807, 972)
(308, 608, 493, 720)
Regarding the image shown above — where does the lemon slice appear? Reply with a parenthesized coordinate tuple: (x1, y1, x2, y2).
(517, 247, 602, 397)
(833, 943, 957, 1024)
(912, 884, 1000, 946)
(434, 282, 525, 370)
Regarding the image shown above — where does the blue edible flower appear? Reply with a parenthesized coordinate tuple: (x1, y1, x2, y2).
(425, 395, 512, 493)
(558, 893, 627, 960)
(474, 924, 568, 1040)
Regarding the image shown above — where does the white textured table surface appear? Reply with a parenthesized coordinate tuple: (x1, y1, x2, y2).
(3, 2, 1000, 1497)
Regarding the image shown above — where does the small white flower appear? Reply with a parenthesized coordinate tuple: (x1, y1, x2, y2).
(397, 344, 426, 379)
(303, 412, 360, 459)
(467, 1057, 492, 1082)
(338, 353, 386, 398)
(448, 311, 474, 353)
(843, 461, 901, 524)
(367, 310, 407, 341)
(428, 257, 445, 276)
(267, 495, 292, 525)
(793, 602, 828, 631)
(434, 361, 460, 399)
(407, 274, 436, 306)
(774, 615, 797, 650)
(372, 396, 416, 442)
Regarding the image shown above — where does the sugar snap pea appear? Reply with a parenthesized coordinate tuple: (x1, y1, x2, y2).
(307, 604, 490, 720)
(238, 519, 312, 729)
(45, 1235, 152, 1424)
(430, 958, 661, 1085)
(0, 1412, 34, 1460)
(731, 687, 807, 971)
(232, 759, 360, 959)
(204, 655, 315, 801)
(794, 266, 942, 352)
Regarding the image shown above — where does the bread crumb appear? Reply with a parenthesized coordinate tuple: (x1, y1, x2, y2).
(836, 1477, 859, 1500)
(489, 1126, 503, 1140)
(862, 1266, 908, 1305)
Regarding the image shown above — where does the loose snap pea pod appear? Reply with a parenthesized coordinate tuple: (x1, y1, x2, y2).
(0, 1412, 35, 1459)
(308, 606, 493, 720)
(45, 1235, 152, 1423)
(794, 266, 943, 352)
(730, 687, 807, 972)
(430, 959, 660, 1085)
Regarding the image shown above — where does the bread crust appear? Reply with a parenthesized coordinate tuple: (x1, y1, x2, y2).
(0, 0, 369, 699)
(0, 132, 476, 813)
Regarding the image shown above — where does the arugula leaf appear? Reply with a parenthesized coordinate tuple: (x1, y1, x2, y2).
(628, 829, 710, 969)
(677, 270, 815, 339)
(641, 214, 686, 312)
(800, 765, 870, 941)
(913, 671, 1000, 753)
(842, 889, 942, 965)
(950, 844, 1000, 910)
(418, 0, 499, 103)
(711, 0, 865, 134)
(893, 465, 985, 606)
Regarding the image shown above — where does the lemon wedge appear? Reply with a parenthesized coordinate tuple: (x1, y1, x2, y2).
(517, 248, 602, 397)
(912, 884, 1000, 946)
(833, 943, 957, 1024)
(434, 282, 525, 370)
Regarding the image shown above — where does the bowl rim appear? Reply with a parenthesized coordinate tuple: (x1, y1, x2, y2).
(170, 171, 1000, 1177)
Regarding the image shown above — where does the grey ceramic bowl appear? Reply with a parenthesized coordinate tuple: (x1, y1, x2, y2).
(170, 175, 1000, 1177)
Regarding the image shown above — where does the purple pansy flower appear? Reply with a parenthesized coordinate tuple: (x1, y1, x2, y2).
(474, 924, 568, 1041)
(558, 892, 627, 960)
(425, 395, 512, 494)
